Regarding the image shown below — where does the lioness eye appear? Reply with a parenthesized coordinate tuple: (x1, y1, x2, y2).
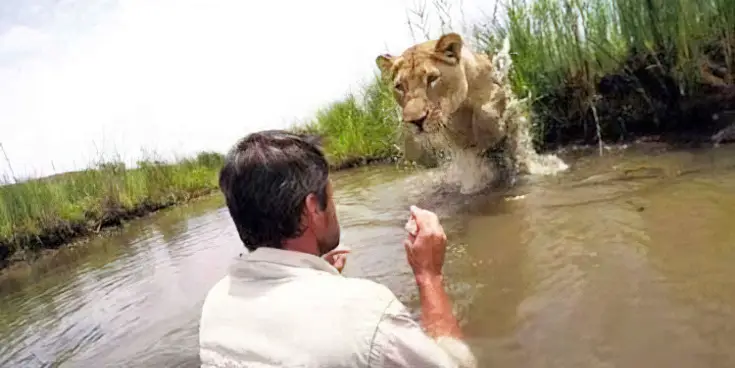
(427, 75, 439, 87)
(394, 82, 404, 93)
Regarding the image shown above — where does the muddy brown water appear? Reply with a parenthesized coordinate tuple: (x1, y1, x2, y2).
(2, 144, 735, 367)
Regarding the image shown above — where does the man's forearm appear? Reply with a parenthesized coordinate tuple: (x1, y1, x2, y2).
(415, 274, 463, 339)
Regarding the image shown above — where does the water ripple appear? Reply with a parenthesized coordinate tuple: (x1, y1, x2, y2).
(2, 147, 735, 367)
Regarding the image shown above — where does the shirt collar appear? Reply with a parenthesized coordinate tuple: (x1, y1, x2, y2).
(237, 247, 340, 275)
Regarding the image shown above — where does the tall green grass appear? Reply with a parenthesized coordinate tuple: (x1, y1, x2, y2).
(1, 75, 406, 260)
(293, 76, 403, 167)
(491, 0, 735, 97)
(9, 0, 732, 260)
(0, 76, 405, 260)
(297, 0, 733, 162)
(0, 152, 224, 258)
(471, 0, 735, 145)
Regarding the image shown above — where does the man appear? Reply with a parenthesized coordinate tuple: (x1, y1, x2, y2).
(199, 130, 477, 368)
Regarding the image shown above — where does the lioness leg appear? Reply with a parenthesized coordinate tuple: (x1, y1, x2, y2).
(472, 101, 520, 185)
(501, 96, 536, 175)
(471, 100, 507, 153)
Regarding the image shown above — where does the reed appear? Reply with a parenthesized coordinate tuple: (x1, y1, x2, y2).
(6, 0, 734, 262)
(293, 75, 403, 167)
(472, 0, 735, 147)
(0, 152, 224, 260)
(1, 74, 406, 263)
(1, 79, 406, 263)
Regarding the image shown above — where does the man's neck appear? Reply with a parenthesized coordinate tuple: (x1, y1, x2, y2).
(281, 237, 320, 257)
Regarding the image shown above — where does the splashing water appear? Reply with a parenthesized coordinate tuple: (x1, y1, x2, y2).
(434, 110, 569, 194)
(503, 99, 569, 177)
(488, 38, 569, 178)
(413, 37, 569, 194)
(443, 148, 497, 195)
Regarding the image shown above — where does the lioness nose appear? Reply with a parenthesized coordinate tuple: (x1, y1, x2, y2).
(405, 113, 427, 130)
(403, 99, 427, 130)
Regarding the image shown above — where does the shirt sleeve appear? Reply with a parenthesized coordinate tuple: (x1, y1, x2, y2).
(368, 298, 478, 368)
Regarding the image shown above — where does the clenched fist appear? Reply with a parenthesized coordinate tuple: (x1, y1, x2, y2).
(403, 205, 447, 280)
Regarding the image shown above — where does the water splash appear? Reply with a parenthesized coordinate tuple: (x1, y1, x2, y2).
(412, 36, 569, 194)
(503, 98, 569, 177)
(442, 148, 497, 195)
(489, 37, 569, 178)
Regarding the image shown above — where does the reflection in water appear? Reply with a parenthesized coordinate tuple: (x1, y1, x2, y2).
(2, 145, 735, 367)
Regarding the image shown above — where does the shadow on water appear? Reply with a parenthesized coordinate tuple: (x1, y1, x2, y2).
(2, 144, 735, 367)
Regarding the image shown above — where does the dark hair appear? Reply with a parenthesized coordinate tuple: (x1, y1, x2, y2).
(218, 130, 329, 251)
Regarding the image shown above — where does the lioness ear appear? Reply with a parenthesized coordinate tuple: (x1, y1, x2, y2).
(435, 33, 463, 64)
(375, 54, 395, 76)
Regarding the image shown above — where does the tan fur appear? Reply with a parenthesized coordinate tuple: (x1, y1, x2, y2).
(376, 33, 526, 172)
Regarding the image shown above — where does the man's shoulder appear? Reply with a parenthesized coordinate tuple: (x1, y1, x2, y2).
(297, 274, 403, 318)
(326, 275, 399, 302)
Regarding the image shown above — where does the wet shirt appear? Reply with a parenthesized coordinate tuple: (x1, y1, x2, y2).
(198, 247, 477, 368)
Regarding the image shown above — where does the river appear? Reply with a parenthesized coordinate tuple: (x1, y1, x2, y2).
(2, 144, 735, 367)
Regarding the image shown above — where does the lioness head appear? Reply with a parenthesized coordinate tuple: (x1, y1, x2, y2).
(375, 33, 469, 138)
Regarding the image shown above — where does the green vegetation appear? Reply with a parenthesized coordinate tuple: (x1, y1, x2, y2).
(0, 152, 224, 263)
(293, 75, 403, 168)
(3, 0, 734, 265)
(471, 0, 735, 147)
(300, 0, 734, 159)
(0, 77, 405, 265)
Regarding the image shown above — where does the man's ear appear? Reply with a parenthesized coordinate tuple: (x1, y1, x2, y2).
(376, 54, 395, 77)
(304, 192, 321, 216)
(435, 33, 463, 65)
(301, 192, 320, 231)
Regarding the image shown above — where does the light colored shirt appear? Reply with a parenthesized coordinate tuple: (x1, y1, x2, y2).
(198, 247, 477, 368)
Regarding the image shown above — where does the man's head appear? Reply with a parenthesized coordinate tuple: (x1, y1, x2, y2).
(218, 130, 341, 255)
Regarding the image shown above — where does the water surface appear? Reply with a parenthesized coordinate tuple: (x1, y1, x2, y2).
(2, 144, 735, 367)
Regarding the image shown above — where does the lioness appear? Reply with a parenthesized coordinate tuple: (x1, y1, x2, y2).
(376, 32, 543, 177)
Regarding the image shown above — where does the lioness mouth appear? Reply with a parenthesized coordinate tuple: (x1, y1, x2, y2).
(409, 116, 427, 132)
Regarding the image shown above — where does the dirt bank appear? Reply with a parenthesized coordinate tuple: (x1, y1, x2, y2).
(0, 188, 218, 270)
(533, 39, 735, 151)
(0, 158, 405, 272)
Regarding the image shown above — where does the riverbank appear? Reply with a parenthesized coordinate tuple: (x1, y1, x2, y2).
(0, 159, 403, 272)
(469, 0, 734, 150)
(0, 80, 405, 270)
(0, 153, 220, 268)
(291, 75, 404, 167)
(305, 0, 734, 163)
(4, 133, 727, 274)
(3, 0, 734, 270)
